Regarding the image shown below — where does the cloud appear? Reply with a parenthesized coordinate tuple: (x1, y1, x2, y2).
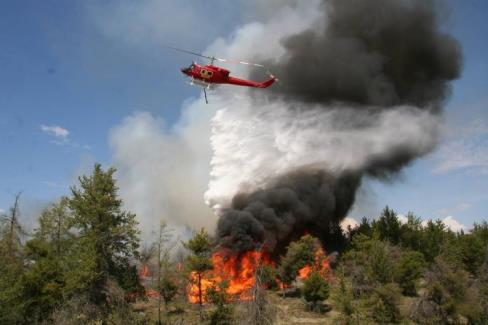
(422, 216, 466, 233)
(40, 125, 70, 140)
(396, 214, 408, 225)
(345, 213, 466, 234)
(340, 217, 359, 233)
(40, 124, 91, 149)
(433, 118, 488, 174)
(440, 216, 466, 232)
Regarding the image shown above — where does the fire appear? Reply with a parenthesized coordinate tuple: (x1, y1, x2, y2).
(139, 263, 151, 279)
(188, 250, 269, 303)
(187, 245, 331, 303)
(297, 246, 330, 280)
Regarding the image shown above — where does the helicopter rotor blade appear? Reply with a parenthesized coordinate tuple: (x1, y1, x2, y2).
(165, 46, 215, 61)
(215, 57, 265, 68)
(166, 46, 266, 68)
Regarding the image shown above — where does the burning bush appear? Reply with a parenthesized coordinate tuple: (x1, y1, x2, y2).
(186, 234, 333, 305)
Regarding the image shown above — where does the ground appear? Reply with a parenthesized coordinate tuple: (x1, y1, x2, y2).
(132, 291, 343, 324)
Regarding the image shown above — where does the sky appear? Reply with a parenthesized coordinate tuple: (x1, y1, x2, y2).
(0, 0, 487, 232)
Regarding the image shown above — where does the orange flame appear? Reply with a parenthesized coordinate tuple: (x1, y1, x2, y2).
(297, 246, 330, 280)
(188, 250, 270, 303)
(187, 245, 331, 303)
(139, 263, 151, 279)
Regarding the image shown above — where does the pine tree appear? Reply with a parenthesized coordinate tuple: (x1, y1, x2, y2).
(184, 228, 213, 321)
(15, 198, 73, 323)
(279, 235, 318, 290)
(155, 221, 174, 324)
(0, 193, 26, 324)
(373, 206, 401, 245)
(302, 271, 330, 312)
(394, 250, 425, 296)
(68, 163, 141, 307)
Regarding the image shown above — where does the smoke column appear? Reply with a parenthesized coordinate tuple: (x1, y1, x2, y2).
(206, 0, 462, 255)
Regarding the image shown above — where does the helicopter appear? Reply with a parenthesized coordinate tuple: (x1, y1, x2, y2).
(169, 47, 277, 103)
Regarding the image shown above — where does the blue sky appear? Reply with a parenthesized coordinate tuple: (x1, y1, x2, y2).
(0, 0, 486, 229)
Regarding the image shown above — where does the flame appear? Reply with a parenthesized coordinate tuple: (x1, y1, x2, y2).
(297, 246, 330, 280)
(139, 263, 151, 279)
(188, 250, 270, 303)
(187, 245, 331, 303)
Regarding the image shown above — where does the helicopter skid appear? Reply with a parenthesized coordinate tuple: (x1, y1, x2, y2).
(189, 78, 214, 90)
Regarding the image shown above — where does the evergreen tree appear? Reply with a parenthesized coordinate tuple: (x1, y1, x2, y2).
(369, 283, 402, 324)
(373, 206, 401, 245)
(0, 193, 25, 324)
(332, 267, 359, 324)
(184, 228, 213, 320)
(205, 280, 234, 325)
(458, 233, 486, 275)
(394, 250, 425, 296)
(155, 221, 175, 323)
(279, 235, 318, 289)
(14, 199, 73, 323)
(399, 212, 423, 251)
(421, 220, 446, 263)
(68, 163, 141, 307)
(354, 217, 373, 238)
(302, 271, 330, 312)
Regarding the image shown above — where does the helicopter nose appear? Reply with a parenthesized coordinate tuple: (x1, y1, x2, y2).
(181, 67, 190, 75)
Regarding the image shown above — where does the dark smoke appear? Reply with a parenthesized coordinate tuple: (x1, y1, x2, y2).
(216, 0, 462, 254)
(254, 0, 462, 108)
(217, 169, 360, 255)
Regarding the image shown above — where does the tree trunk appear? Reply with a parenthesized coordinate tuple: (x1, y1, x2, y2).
(198, 272, 203, 321)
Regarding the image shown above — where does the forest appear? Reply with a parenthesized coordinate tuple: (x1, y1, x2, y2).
(1, 164, 487, 324)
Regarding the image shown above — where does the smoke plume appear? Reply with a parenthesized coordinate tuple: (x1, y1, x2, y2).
(209, 0, 462, 253)
(258, 0, 462, 109)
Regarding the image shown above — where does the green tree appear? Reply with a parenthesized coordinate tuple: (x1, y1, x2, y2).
(351, 235, 394, 284)
(332, 267, 358, 323)
(0, 193, 25, 324)
(68, 163, 141, 307)
(279, 235, 318, 289)
(16, 239, 65, 323)
(205, 280, 233, 325)
(458, 233, 486, 275)
(354, 217, 373, 238)
(160, 275, 178, 311)
(369, 283, 402, 324)
(184, 228, 213, 320)
(13, 199, 74, 323)
(413, 256, 469, 323)
(394, 250, 426, 296)
(302, 271, 330, 312)
(373, 206, 401, 245)
(259, 264, 279, 290)
(399, 212, 423, 251)
(35, 197, 73, 256)
(421, 220, 446, 263)
(155, 221, 175, 323)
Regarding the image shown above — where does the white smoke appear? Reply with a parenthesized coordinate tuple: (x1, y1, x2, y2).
(205, 102, 441, 210)
(109, 101, 218, 238)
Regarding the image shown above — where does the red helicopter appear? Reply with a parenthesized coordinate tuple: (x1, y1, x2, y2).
(169, 47, 277, 103)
